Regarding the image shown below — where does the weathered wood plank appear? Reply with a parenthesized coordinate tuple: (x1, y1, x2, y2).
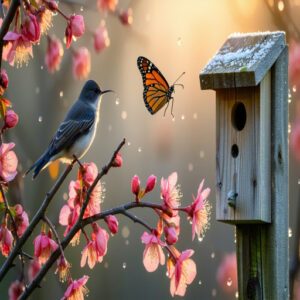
(200, 32, 286, 89)
(216, 72, 271, 223)
(236, 46, 288, 299)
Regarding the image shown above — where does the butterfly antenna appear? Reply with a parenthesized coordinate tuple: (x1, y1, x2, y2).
(173, 72, 186, 85)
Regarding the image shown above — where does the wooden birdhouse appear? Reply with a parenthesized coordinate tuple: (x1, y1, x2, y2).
(200, 32, 287, 223)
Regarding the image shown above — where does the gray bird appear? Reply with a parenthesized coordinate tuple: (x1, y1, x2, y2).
(25, 80, 112, 179)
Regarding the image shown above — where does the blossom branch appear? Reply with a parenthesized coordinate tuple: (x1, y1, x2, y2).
(0, 160, 76, 282)
(121, 210, 152, 231)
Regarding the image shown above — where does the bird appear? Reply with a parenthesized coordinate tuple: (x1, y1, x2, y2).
(137, 56, 185, 116)
(25, 80, 112, 179)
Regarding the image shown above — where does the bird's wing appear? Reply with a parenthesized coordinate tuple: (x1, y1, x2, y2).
(47, 107, 95, 157)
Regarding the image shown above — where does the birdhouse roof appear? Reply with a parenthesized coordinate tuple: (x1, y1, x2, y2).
(200, 31, 286, 89)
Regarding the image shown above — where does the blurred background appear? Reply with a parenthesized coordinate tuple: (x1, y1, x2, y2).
(1, 0, 300, 299)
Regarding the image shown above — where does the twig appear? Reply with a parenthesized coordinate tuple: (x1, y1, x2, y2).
(121, 210, 152, 231)
(0, 160, 76, 282)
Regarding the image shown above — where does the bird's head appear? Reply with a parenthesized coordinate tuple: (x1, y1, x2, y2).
(80, 80, 113, 103)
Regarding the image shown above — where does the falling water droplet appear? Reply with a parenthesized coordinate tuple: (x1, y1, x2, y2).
(293, 85, 297, 93)
(80, 6, 84, 11)
(235, 291, 239, 298)
(278, 0, 284, 11)
(211, 252, 215, 259)
(38, 116, 43, 122)
(188, 163, 194, 172)
(122, 226, 130, 238)
(193, 113, 198, 119)
(199, 150, 205, 159)
(104, 262, 109, 269)
(121, 111, 127, 120)
(138, 147, 142, 153)
(59, 91, 64, 98)
(181, 114, 185, 120)
(40, 65, 44, 70)
(198, 280, 202, 285)
(288, 123, 291, 134)
(227, 277, 233, 286)
(198, 236, 203, 242)
(289, 228, 292, 237)
(35, 87, 40, 94)
(125, 240, 129, 245)
(212, 289, 217, 297)
(122, 262, 127, 269)
(115, 98, 120, 105)
(127, 141, 131, 146)
(298, 179, 300, 185)
(166, 271, 169, 277)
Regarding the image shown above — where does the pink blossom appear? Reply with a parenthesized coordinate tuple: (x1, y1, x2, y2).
(65, 15, 85, 48)
(28, 258, 41, 282)
(145, 175, 156, 193)
(14, 204, 29, 237)
(186, 180, 211, 240)
(291, 121, 300, 161)
(216, 252, 238, 294)
(3, 30, 33, 66)
(119, 8, 133, 26)
(289, 40, 300, 90)
(164, 226, 178, 245)
(72, 47, 91, 80)
(168, 249, 197, 297)
(0, 225, 13, 257)
(161, 172, 181, 210)
(80, 224, 109, 268)
(0, 143, 18, 182)
(97, 0, 118, 12)
(61, 275, 89, 300)
(8, 280, 25, 300)
(112, 152, 122, 167)
(141, 231, 165, 272)
(84, 181, 103, 219)
(4, 110, 19, 129)
(131, 175, 140, 198)
(21, 13, 41, 43)
(93, 21, 110, 53)
(56, 256, 71, 282)
(82, 162, 98, 186)
(45, 35, 64, 73)
(105, 215, 118, 234)
(33, 230, 58, 264)
(0, 68, 8, 94)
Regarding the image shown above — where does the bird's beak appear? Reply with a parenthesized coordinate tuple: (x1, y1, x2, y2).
(101, 89, 114, 95)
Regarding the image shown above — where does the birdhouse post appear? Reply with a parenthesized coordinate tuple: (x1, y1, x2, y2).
(200, 32, 288, 299)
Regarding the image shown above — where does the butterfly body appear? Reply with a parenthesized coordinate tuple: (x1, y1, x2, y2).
(137, 56, 184, 116)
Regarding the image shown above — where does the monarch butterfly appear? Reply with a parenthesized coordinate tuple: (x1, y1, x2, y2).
(137, 56, 185, 116)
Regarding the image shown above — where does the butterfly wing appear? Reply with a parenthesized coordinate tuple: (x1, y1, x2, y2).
(137, 56, 171, 114)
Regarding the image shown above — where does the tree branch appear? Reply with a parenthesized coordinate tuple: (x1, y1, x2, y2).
(0, 160, 76, 281)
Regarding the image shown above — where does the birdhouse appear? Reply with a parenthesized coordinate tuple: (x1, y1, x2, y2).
(200, 32, 287, 223)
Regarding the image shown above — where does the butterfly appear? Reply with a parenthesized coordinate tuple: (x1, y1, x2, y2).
(137, 56, 185, 116)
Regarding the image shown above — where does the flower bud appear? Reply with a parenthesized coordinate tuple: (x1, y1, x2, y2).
(105, 215, 119, 234)
(93, 21, 110, 53)
(72, 47, 91, 80)
(145, 175, 156, 193)
(112, 152, 122, 167)
(22, 14, 41, 43)
(69, 15, 85, 37)
(4, 110, 19, 129)
(164, 226, 178, 245)
(0, 69, 8, 92)
(119, 8, 133, 26)
(45, 35, 64, 73)
(131, 175, 140, 197)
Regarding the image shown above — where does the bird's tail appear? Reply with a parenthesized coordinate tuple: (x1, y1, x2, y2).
(25, 153, 50, 179)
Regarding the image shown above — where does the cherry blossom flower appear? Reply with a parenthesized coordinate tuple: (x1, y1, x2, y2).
(13, 204, 29, 237)
(167, 249, 197, 297)
(119, 8, 133, 26)
(105, 215, 118, 234)
(56, 256, 71, 282)
(65, 14, 85, 48)
(216, 252, 238, 294)
(289, 40, 300, 90)
(112, 152, 122, 167)
(97, 0, 118, 12)
(61, 275, 89, 300)
(164, 226, 178, 245)
(0, 143, 18, 182)
(8, 280, 25, 300)
(141, 231, 165, 272)
(45, 35, 64, 73)
(81, 162, 98, 186)
(4, 110, 19, 129)
(185, 179, 211, 240)
(28, 258, 41, 282)
(93, 21, 110, 53)
(72, 47, 91, 80)
(3, 31, 33, 67)
(93, 223, 109, 256)
(161, 172, 181, 210)
(0, 225, 13, 257)
(145, 175, 156, 193)
(21, 13, 41, 43)
(33, 230, 58, 264)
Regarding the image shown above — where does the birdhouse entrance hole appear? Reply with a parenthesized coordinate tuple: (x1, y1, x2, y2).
(231, 102, 246, 131)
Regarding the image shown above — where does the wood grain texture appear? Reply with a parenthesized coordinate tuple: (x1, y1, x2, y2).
(237, 46, 288, 299)
(200, 32, 285, 89)
(216, 72, 271, 223)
